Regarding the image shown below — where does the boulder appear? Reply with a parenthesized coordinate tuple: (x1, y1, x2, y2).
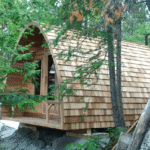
(51, 135, 88, 150)
(0, 121, 17, 139)
(0, 128, 16, 139)
(0, 121, 6, 133)
(0, 121, 110, 150)
(99, 134, 110, 149)
(116, 132, 132, 150)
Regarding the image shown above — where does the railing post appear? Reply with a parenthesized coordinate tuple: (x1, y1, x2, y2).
(45, 100, 63, 128)
(12, 106, 15, 117)
(58, 102, 60, 115)
(46, 104, 49, 123)
(60, 100, 64, 129)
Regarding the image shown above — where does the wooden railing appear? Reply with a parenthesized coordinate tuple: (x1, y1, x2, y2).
(45, 100, 63, 129)
(0, 96, 64, 129)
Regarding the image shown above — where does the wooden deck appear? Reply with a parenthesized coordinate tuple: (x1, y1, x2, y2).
(1, 100, 64, 129)
(2, 117, 62, 129)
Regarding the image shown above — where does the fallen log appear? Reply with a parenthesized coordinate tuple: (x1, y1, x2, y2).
(127, 98, 150, 150)
(112, 119, 138, 150)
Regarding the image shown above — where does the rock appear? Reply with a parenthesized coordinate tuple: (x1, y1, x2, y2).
(1, 120, 19, 129)
(32, 139, 45, 148)
(0, 127, 40, 150)
(0, 128, 16, 139)
(0, 121, 17, 139)
(116, 132, 132, 150)
(0, 121, 5, 133)
(25, 144, 39, 150)
(51, 135, 89, 150)
(44, 145, 53, 150)
(0, 121, 110, 150)
(15, 127, 40, 141)
(38, 127, 66, 146)
(16, 140, 28, 150)
(99, 136, 110, 149)
(1, 138, 18, 150)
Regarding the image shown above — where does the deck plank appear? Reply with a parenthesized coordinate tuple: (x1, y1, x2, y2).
(2, 117, 61, 129)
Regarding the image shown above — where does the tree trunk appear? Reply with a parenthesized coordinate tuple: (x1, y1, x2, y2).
(107, 26, 120, 127)
(145, 34, 149, 46)
(107, 22, 126, 127)
(116, 18, 126, 128)
(85, 15, 87, 28)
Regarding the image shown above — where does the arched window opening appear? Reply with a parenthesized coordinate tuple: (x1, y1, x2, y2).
(48, 55, 55, 99)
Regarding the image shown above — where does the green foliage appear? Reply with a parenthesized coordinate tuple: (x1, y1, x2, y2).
(64, 135, 104, 150)
(0, 88, 48, 113)
(0, 143, 4, 150)
(0, 0, 52, 89)
(0, 0, 108, 114)
(79, 102, 89, 120)
(64, 127, 124, 150)
(122, 2, 150, 45)
(22, 61, 41, 85)
(108, 61, 115, 68)
(123, 22, 150, 45)
(107, 127, 123, 140)
(13, 43, 34, 63)
(0, 0, 64, 114)
(104, 127, 124, 150)
(48, 82, 74, 100)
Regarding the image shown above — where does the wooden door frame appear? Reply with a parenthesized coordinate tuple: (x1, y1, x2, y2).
(40, 49, 48, 96)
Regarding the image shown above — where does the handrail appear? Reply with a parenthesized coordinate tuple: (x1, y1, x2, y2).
(1, 98, 63, 128)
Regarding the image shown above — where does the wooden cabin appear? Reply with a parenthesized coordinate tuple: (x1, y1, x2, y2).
(1, 21, 150, 133)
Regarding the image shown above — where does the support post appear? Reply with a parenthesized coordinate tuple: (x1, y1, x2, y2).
(46, 104, 49, 123)
(60, 100, 64, 129)
(12, 106, 15, 117)
(87, 129, 91, 134)
(19, 123, 37, 131)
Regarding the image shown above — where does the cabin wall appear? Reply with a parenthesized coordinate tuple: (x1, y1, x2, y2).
(59, 65, 117, 130)
(3, 22, 150, 130)
(50, 37, 115, 130)
(53, 38, 150, 130)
